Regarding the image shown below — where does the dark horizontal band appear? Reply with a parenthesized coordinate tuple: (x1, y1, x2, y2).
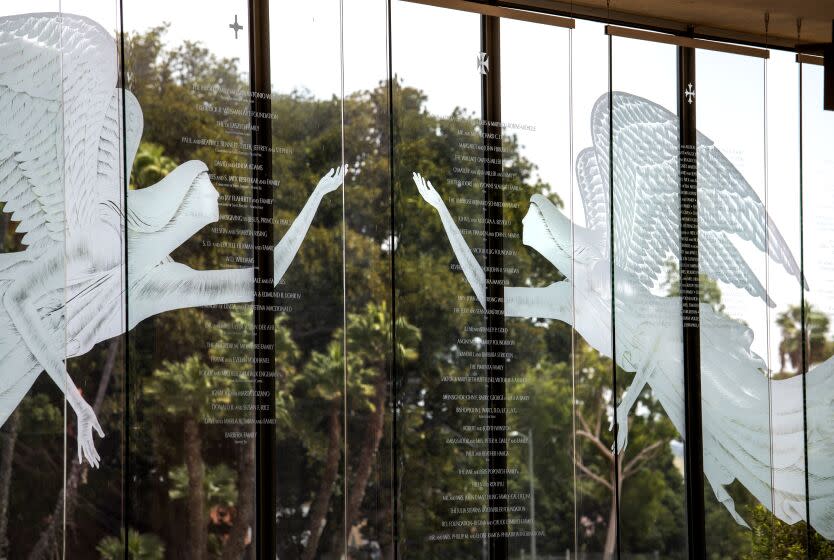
(606, 25, 770, 59)
(400, 0, 576, 29)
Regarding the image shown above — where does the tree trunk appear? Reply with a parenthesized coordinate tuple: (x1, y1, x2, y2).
(221, 427, 255, 560)
(302, 399, 342, 560)
(183, 417, 208, 560)
(603, 459, 622, 560)
(380, 495, 395, 560)
(0, 409, 20, 559)
(379, 496, 396, 560)
(28, 339, 119, 560)
(603, 494, 617, 560)
(334, 376, 387, 560)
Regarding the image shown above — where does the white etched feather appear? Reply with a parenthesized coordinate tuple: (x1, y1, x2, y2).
(577, 92, 802, 301)
(0, 13, 117, 248)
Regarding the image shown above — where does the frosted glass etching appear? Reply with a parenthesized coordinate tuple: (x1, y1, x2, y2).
(0, 13, 342, 467)
(414, 91, 834, 537)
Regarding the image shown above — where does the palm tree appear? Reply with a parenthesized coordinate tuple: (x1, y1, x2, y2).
(97, 529, 165, 560)
(776, 303, 832, 373)
(300, 339, 374, 560)
(143, 306, 300, 560)
(212, 308, 299, 560)
(143, 355, 231, 560)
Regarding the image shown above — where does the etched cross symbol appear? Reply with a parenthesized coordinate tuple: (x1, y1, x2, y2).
(229, 14, 243, 39)
(477, 52, 489, 75)
(685, 82, 695, 104)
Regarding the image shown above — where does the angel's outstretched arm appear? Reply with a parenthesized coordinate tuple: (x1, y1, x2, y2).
(274, 166, 346, 286)
(129, 165, 347, 324)
(129, 264, 254, 329)
(413, 173, 486, 309)
(4, 249, 103, 467)
(504, 283, 571, 323)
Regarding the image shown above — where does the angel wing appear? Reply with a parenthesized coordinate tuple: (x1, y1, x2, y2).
(577, 92, 802, 303)
(0, 13, 127, 251)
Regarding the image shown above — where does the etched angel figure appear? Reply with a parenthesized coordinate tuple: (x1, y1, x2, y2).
(414, 92, 834, 537)
(0, 13, 344, 468)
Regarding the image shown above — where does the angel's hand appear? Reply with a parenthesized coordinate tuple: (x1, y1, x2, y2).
(609, 407, 629, 454)
(314, 165, 347, 196)
(75, 400, 104, 468)
(412, 172, 445, 211)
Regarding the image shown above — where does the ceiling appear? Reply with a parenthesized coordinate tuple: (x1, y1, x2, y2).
(515, 0, 834, 48)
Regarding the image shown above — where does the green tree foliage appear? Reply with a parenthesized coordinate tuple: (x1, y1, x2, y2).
(742, 504, 834, 560)
(131, 142, 177, 189)
(97, 529, 165, 560)
(167, 463, 238, 511)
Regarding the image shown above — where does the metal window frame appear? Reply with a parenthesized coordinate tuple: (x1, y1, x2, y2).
(607, 25, 770, 59)
(249, 1, 277, 558)
(798, 53, 825, 66)
(401, 0, 575, 28)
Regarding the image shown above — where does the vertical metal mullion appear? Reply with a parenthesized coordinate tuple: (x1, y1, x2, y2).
(798, 62, 814, 560)
(677, 44, 706, 560)
(481, 13, 507, 560)
(117, 0, 129, 553)
(386, 0, 401, 558)
(607, 32, 622, 560)
(249, 1, 276, 558)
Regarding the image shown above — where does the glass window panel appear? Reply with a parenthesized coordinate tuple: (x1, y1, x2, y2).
(570, 19, 615, 559)
(765, 49, 807, 557)
(57, 1, 127, 556)
(611, 34, 688, 560)
(270, 0, 346, 558)
(0, 3, 69, 558)
(390, 3, 484, 556)
(500, 16, 573, 559)
(269, 1, 346, 557)
(697, 48, 780, 558)
(121, 1, 258, 558)
(801, 60, 834, 556)
(342, 0, 396, 557)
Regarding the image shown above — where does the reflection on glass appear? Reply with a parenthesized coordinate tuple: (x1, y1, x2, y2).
(391, 3, 484, 556)
(269, 1, 348, 558)
(1, 3, 833, 559)
(122, 2, 260, 555)
(341, 0, 396, 557)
